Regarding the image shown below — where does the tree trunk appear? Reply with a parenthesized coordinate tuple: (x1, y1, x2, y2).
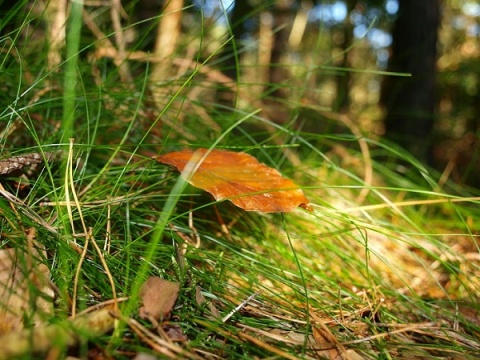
(381, 0, 440, 163)
(267, 1, 292, 100)
(216, 0, 254, 107)
(333, 0, 356, 113)
(220, 1, 253, 80)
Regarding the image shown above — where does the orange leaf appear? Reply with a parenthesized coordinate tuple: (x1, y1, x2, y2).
(155, 148, 310, 213)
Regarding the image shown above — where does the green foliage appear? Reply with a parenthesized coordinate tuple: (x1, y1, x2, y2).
(0, 1, 479, 359)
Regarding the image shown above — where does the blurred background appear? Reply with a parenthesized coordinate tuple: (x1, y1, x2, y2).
(2, 0, 479, 185)
(191, 0, 479, 186)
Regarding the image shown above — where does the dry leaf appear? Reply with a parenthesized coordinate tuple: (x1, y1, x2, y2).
(139, 277, 180, 322)
(163, 324, 188, 341)
(155, 148, 310, 213)
(133, 353, 158, 360)
(195, 286, 221, 320)
(0, 247, 53, 335)
(0, 306, 115, 359)
(344, 349, 365, 360)
(312, 324, 345, 360)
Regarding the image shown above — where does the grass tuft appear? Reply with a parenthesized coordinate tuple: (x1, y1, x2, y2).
(0, 1, 479, 359)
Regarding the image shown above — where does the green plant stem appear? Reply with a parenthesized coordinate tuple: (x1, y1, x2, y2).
(62, 0, 84, 143)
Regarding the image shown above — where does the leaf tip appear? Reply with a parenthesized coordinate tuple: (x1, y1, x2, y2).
(299, 202, 314, 212)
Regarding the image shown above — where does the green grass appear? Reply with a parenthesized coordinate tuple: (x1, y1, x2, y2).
(1, 1, 479, 359)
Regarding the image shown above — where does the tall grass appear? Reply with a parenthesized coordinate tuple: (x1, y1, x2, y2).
(0, 1, 479, 359)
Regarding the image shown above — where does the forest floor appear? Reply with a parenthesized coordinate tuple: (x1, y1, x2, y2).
(0, 1, 479, 359)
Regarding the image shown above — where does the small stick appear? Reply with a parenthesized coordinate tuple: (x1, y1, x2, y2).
(213, 204, 231, 239)
(222, 291, 261, 323)
(110, 0, 132, 82)
(188, 210, 201, 248)
(104, 199, 112, 253)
